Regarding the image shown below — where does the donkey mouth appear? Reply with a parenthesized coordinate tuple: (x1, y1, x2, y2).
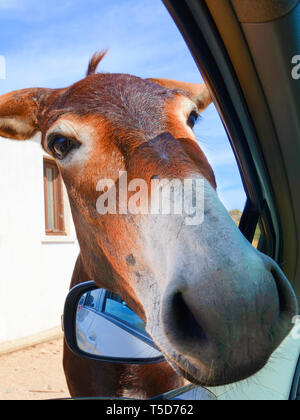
(156, 263, 297, 387)
(163, 350, 271, 387)
(157, 297, 296, 387)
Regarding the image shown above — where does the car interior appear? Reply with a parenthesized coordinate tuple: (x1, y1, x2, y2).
(163, 0, 300, 399)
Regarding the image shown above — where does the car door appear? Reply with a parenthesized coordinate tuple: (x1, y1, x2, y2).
(163, 0, 300, 400)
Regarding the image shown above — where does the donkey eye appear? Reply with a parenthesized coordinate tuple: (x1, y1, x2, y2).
(48, 136, 78, 160)
(187, 110, 199, 129)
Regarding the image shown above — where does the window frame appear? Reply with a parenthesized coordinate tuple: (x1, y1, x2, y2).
(43, 157, 67, 236)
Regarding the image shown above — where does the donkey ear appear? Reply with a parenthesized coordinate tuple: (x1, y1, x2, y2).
(147, 78, 212, 112)
(0, 88, 55, 140)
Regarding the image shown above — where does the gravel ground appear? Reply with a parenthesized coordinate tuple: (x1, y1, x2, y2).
(0, 338, 70, 400)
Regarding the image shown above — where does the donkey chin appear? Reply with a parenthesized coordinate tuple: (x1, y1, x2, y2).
(144, 183, 298, 387)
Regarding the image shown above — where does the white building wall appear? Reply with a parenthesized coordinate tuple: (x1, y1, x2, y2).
(0, 135, 80, 343)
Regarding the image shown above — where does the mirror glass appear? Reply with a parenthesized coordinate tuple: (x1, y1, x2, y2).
(76, 289, 162, 360)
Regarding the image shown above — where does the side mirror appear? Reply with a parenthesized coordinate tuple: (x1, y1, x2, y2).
(63, 281, 217, 400)
(63, 281, 165, 364)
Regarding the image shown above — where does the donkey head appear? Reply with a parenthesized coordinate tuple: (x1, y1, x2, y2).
(0, 52, 297, 386)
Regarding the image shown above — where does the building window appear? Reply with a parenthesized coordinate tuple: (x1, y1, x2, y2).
(43, 158, 66, 236)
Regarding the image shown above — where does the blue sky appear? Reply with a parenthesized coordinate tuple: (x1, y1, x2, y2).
(0, 0, 246, 210)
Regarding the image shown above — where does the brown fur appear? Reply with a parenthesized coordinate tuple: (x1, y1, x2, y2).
(0, 54, 216, 397)
(86, 50, 108, 76)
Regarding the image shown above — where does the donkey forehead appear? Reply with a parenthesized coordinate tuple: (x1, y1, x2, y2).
(42, 73, 189, 132)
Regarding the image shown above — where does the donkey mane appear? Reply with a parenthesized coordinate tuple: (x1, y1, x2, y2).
(86, 50, 108, 76)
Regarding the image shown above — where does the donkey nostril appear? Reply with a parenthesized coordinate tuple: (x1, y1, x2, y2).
(171, 292, 208, 343)
(259, 252, 297, 322)
(271, 269, 284, 316)
(270, 267, 295, 320)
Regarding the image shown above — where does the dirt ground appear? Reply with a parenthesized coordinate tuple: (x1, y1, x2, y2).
(0, 338, 70, 400)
